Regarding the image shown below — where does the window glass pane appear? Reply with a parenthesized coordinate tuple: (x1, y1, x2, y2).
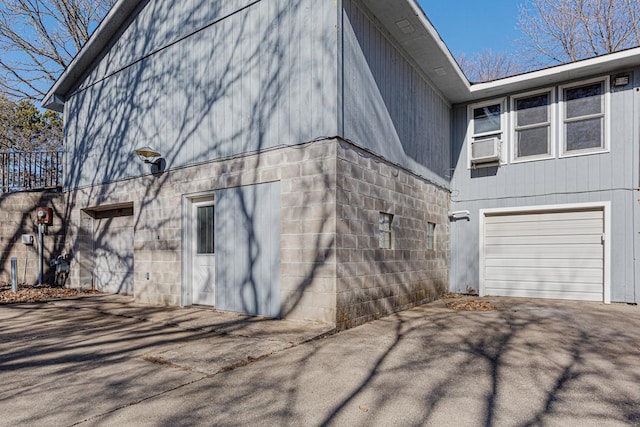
(379, 232, 391, 250)
(566, 118, 603, 151)
(565, 82, 603, 119)
(427, 222, 436, 251)
(517, 127, 549, 157)
(473, 104, 501, 134)
(516, 93, 549, 126)
(197, 205, 214, 254)
(379, 213, 393, 249)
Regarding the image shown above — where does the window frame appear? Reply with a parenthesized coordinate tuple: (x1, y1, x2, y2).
(467, 97, 507, 168)
(559, 76, 610, 158)
(379, 212, 394, 250)
(510, 87, 555, 163)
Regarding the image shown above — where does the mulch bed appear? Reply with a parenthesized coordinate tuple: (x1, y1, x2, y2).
(0, 284, 99, 304)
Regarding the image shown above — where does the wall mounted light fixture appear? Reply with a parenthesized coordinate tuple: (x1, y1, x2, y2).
(134, 146, 162, 166)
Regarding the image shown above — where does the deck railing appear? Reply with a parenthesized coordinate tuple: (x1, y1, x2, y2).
(0, 150, 63, 193)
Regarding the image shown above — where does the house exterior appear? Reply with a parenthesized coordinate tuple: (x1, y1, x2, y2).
(450, 57, 640, 305)
(43, 0, 640, 328)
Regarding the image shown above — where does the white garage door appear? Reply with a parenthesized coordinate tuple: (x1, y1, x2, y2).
(481, 208, 605, 301)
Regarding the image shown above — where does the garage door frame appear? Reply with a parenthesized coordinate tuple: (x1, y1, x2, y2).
(479, 202, 611, 303)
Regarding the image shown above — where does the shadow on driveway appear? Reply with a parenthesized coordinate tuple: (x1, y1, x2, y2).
(1, 295, 639, 426)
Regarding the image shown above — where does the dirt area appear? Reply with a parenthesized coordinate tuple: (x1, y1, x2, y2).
(440, 293, 497, 312)
(0, 284, 99, 304)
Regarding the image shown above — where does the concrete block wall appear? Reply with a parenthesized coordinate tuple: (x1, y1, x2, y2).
(65, 140, 338, 322)
(335, 141, 450, 329)
(64, 138, 450, 327)
(0, 191, 66, 285)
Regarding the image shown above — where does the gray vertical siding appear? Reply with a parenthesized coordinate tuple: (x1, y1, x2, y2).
(64, 0, 338, 189)
(215, 182, 281, 317)
(341, 0, 451, 187)
(450, 70, 639, 303)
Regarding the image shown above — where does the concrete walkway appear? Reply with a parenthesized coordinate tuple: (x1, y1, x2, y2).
(1, 295, 639, 426)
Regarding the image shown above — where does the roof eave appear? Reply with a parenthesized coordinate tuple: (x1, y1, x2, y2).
(465, 47, 640, 102)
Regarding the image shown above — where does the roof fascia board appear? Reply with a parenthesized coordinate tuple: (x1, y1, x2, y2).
(406, 0, 470, 92)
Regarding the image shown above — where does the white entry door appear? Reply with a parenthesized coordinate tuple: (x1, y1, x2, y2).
(191, 200, 216, 306)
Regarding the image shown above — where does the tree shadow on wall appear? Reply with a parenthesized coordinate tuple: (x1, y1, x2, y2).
(61, 0, 336, 311)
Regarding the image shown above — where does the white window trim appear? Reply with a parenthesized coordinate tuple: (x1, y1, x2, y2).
(510, 87, 556, 164)
(478, 201, 611, 304)
(467, 97, 508, 168)
(558, 76, 610, 158)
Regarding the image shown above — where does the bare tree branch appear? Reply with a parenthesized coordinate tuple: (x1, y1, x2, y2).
(518, 0, 640, 67)
(0, 0, 115, 101)
(456, 50, 523, 82)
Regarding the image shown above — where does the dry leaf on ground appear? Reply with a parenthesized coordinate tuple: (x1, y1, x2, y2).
(0, 285, 99, 304)
(446, 300, 496, 312)
(440, 293, 464, 299)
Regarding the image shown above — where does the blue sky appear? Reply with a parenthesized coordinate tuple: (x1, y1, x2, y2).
(417, 0, 523, 57)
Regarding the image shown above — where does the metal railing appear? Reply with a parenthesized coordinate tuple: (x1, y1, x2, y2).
(0, 150, 63, 193)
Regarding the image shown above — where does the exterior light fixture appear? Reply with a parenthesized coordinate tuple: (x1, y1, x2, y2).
(613, 75, 629, 87)
(134, 146, 162, 166)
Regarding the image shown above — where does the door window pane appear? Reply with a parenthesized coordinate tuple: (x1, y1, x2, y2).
(197, 205, 214, 254)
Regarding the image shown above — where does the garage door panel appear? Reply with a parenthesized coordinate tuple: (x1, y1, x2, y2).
(485, 257, 602, 269)
(482, 207, 604, 302)
(485, 234, 602, 245)
(485, 267, 602, 284)
(485, 244, 603, 259)
(485, 220, 603, 236)
(485, 286, 603, 301)
(486, 210, 603, 224)
(486, 280, 603, 294)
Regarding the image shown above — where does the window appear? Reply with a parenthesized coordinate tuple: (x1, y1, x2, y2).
(426, 222, 436, 251)
(196, 205, 214, 254)
(512, 90, 553, 161)
(473, 103, 502, 136)
(379, 212, 393, 249)
(560, 78, 609, 156)
(468, 98, 506, 167)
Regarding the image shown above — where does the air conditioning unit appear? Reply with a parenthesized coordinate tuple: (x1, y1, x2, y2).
(470, 137, 501, 165)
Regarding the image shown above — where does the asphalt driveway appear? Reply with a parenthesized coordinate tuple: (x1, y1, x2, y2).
(1, 295, 639, 426)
